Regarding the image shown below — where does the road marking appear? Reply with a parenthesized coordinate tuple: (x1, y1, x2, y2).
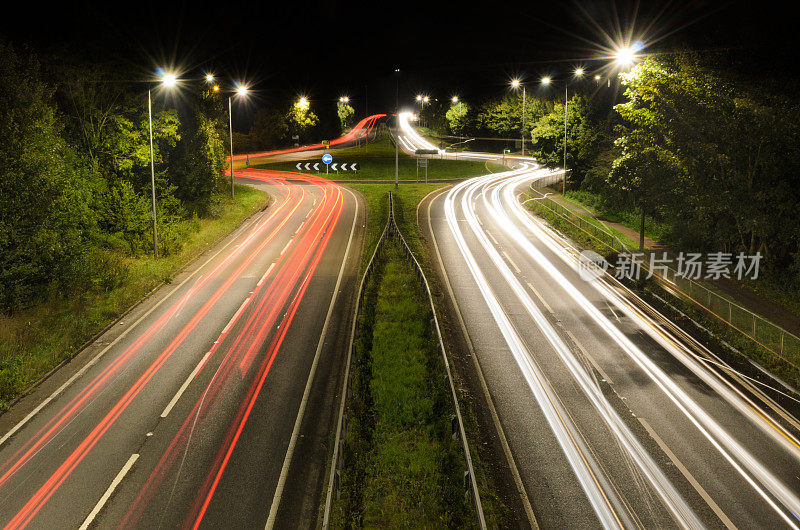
(0, 208, 262, 448)
(265, 186, 360, 529)
(486, 230, 499, 246)
(638, 418, 736, 530)
(161, 351, 212, 418)
(501, 250, 522, 274)
(257, 263, 276, 287)
(79, 453, 139, 530)
(565, 330, 614, 384)
(525, 281, 555, 315)
(222, 297, 251, 335)
(425, 188, 539, 529)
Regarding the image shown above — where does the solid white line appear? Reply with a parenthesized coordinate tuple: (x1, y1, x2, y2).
(79, 453, 139, 530)
(638, 418, 736, 529)
(265, 187, 360, 529)
(280, 240, 291, 256)
(161, 351, 212, 418)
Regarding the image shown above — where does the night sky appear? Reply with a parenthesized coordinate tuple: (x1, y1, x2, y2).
(2, 0, 798, 121)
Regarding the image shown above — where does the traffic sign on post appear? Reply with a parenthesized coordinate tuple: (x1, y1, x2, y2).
(322, 153, 332, 174)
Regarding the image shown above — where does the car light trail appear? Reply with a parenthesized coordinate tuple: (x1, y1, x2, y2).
(400, 113, 800, 527)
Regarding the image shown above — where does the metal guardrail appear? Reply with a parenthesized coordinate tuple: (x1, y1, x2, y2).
(526, 184, 800, 373)
(322, 192, 487, 529)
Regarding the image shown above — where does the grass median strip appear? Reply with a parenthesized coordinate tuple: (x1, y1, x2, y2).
(0, 184, 270, 411)
(333, 234, 473, 527)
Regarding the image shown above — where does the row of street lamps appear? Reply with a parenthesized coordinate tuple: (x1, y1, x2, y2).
(147, 71, 249, 257)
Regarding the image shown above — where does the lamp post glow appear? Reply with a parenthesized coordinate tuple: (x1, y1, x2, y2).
(563, 68, 584, 194)
(148, 71, 178, 258)
(614, 46, 636, 67)
(229, 84, 249, 198)
(452, 96, 463, 138)
(205, 73, 214, 83)
(511, 79, 526, 156)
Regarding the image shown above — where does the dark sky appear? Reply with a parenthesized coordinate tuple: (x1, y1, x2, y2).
(2, 0, 798, 118)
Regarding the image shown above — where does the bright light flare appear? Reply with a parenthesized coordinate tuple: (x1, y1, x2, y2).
(236, 85, 249, 97)
(205, 73, 214, 83)
(575, 68, 584, 77)
(161, 72, 177, 88)
(614, 46, 636, 67)
(452, 96, 459, 103)
(510, 78, 521, 89)
(541, 76, 551, 85)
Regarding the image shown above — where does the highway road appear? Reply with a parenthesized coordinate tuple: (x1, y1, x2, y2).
(0, 169, 363, 528)
(396, 113, 800, 528)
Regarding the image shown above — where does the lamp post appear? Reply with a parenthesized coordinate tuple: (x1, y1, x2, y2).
(229, 84, 249, 198)
(394, 68, 400, 188)
(452, 95, 463, 139)
(510, 79, 526, 156)
(541, 69, 583, 194)
(148, 71, 177, 259)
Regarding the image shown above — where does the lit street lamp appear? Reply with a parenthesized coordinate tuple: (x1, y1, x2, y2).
(452, 95, 464, 138)
(228, 84, 249, 198)
(540, 68, 584, 194)
(148, 71, 178, 258)
(510, 78, 526, 156)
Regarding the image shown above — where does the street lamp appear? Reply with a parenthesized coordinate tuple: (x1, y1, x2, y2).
(614, 46, 636, 68)
(452, 96, 464, 138)
(228, 84, 249, 198)
(205, 73, 214, 83)
(394, 68, 400, 188)
(148, 70, 178, 258)
(542, 68, 585, 195)
(510, 78, 526, 156)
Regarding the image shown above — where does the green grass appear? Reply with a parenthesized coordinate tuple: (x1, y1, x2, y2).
(336, 239, 472, 527)
(0, 185, 270, 410)
(563, 189, 671, 245)
(252, 137, 498, 181)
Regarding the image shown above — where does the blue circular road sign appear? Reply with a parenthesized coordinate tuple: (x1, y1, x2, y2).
(322, 153, 332, 164)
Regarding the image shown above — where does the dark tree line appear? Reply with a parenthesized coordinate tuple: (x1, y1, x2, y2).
(1, 40, 228, 312)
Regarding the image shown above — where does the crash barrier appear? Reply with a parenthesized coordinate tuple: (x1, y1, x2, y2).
(527, 185, 800, 374)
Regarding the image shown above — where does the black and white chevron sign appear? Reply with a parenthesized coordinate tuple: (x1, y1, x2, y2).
(295, 162, 360, 171)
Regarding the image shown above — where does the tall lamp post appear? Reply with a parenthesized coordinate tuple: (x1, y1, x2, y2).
(451, 96, 463, 140)
(541, 68, 583, 195)
(148, 71, 178, 259)
(510, 79, 526, 156)
(228, 84, 249, 198)
(394, 68, 400, 188)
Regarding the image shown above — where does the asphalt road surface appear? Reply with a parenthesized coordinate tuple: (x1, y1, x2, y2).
(396, 113, 800, 528)
(0, 170, 363, 529)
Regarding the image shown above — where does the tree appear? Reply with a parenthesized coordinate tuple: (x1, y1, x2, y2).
(337, 100, 355, 132)
(445, 101, 469, 135)
(249, 107, 288, 150)
(287, 97, 319, 142)
(530, 94, 603, 188)
(0, 41, 97, 310)
(477, 96, 549, 138)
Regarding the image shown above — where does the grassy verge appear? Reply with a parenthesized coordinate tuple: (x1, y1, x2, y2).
(252, 137, 497, 181)
(522, 193, 800, 392)
(0, 184, 270, 410)
(334, 236, 473, 526)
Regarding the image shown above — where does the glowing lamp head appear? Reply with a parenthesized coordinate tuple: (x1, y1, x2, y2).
(452, 96, 459, 103)
(594, 75, 601, 81)
(161, 72, 177, 88)
(212, 85, 220, 92)
(236, 85, 248, 97)
(205, 73, 214, 83)
(423, 96, 429, 103)
(615, 46, 636, 67)
(541, 76, 551, 85)
(575, 68, 584, 77)
(511, 79, 521, 89)
(416, 95, 422, 101)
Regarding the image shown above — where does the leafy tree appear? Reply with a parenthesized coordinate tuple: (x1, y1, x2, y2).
(530, 94, 603, 188)
(287, 97, 318, 142)
(171, 88, 227, 215)
(249, 107, 288, 150)
(337, 100, 355, 131)
(0, 41, 97, 310)
(477, 96, 549, 138)
(445, 101, 469, 135)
